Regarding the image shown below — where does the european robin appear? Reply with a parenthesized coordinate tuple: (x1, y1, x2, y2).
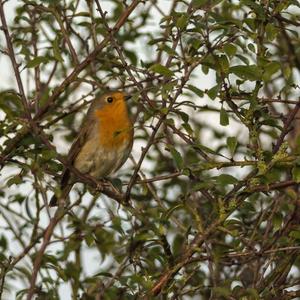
(50, 91, 133, 206)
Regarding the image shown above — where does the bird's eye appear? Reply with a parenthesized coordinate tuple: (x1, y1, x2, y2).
(107, 97, 113, 103)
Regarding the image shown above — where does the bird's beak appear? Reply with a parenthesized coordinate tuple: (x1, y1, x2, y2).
(124, 95, 132, 101)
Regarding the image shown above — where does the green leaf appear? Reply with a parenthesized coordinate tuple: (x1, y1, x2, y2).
(0, 90, 23, 118)
(41, 149, 57, 160)
(27, 56, 48, 68)
(192, 0, 209, 7)
(223, 43, 237, 57)
(0, 235, 7, 250)
(207, 85, 219, 100)
(170, 147, 184, 170)
(178, 111, 189, 123)
(84, 233, 94, 247)
(202, 64, 209, 74)
(265, 23, 278, 41)
(241, 0, 266, 20)
(7, 175, 22, 187)
(247, 43, 256, 53)
(217, 55, 229, 73)
(93, 271, 114, 278)
(195, 144, 218, 155)
(292, 166, 300, 183)
(148, 38, 166, 45)
(182, 122, 193, 135)
(73, 11, 91, 17)
(124, 49, 138, 65)
(289, 230, 300, 240)
(283, 66, 291, 80)
(244, 288, 260, 299)
(213, 287, 231, 297)
(262, 62, 280, 81)
(162, 204, 184, 220)
(158, 44, 177, 57)
(52, 36, 64, 62)
(227, 136, 237, 155)
(236, 54, 250, 65)
(187, 84, 204, 98)
(150, 63, 174, 78)
(272, 213, 283, 231)
(192, 180, 214, 191)
(229, 65, 262, 81)
(220, 107, 229, 126)
(111, 178, 123, 191)
(176, 14, 188, 29)
(216, 174, 238, 185)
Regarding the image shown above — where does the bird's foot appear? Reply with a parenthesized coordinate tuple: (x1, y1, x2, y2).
(96, 179, 106, 192)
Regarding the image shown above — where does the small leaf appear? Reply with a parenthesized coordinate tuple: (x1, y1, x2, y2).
(27, 56, 48, 68)
(7, 175, 22, 187)
(202, 64, 209, 74)
(262, 62, 280, 81)
(182, 122, 193, 135)
(220, 107, 229, 126)
(158, 44, 177, 56)
(176, 14, 188, 29)
(124, 49, 138, 65)
(73, 12, 91, 17)
(192, 181, 214, 191)
(192, 0, 209, 7)
(272, 213, 283, 231)
(41, 149, 57, 160)
(217, 55, 229, 73)
(0, 235, 7, 250)
(52, 36, 64, 62)
(230, 65, 262, 81)
(170, 147, 184, 170)
(195, 144, 218, 155)
(216, 174, 238, 185)
(292, 166, 300, 183)
(223, 43, 237, 57)
(150, 64, 174, 77)
(111, 178, 123, 192)
(178, 111, 189, 123)
(283, 66, 291, 79)
(93, 271, 113, 278)
(84, 233, 94, 247)
(162, 204, 184, 220)
(213, 287, 231, 297)
(207, 85, 219, 100)
(247, 43, 256, 53)
(265, 23, 278, 41)
(227, 136, 237, 155)
(187, 84, 204, 98)
(289, 230, 300, 240)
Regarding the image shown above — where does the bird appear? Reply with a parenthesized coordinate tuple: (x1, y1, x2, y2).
(50, 91, 133, 207)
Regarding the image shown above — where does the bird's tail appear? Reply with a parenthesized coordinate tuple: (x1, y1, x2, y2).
(49, 184, 73, 207)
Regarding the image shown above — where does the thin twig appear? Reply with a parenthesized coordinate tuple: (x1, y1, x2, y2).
(0, 0, 30, 118)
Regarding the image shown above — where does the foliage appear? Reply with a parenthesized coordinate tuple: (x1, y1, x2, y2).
(1, 0, 300, 299)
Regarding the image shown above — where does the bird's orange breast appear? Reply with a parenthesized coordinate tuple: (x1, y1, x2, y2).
(95, 101, 132, 149)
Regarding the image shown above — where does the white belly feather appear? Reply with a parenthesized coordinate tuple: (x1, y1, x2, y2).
(73, 126, 131, 179)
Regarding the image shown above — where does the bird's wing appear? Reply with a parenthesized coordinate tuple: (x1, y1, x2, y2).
(50, 119, 94, 207)
(60, 109, 95, 186)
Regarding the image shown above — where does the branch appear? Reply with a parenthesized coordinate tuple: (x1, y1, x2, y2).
(148, 176, 298, 296)
(34, 0, 142, 120)
(0, 0, 142, 168)
(273, 98, 300, 153)
(0, 0, 30, 118)
(26, 208, 63, 300)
